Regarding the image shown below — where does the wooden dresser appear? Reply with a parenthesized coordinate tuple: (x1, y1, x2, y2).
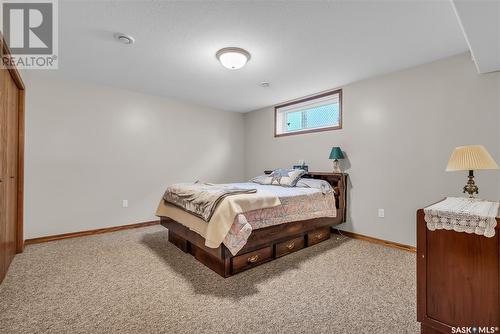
(416, 209, 500, 334)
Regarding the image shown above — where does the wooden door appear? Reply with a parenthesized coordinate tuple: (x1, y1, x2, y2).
(1, 63, 19, 283)
(0, 36, 24, 284)
(5, 70, 18, 276)
(0, 53, 23, 283)
(0, 61, 7, 282)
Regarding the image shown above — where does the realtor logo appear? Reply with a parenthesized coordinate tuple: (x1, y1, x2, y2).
(1, 0, 58, 69)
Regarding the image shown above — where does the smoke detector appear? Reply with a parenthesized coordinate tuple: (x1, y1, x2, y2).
(114, 33, 135, 45)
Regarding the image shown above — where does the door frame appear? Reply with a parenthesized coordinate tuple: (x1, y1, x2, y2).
(1, 34, 25, 253)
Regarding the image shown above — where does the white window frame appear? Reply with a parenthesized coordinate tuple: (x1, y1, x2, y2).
(274, 89, 342, 137)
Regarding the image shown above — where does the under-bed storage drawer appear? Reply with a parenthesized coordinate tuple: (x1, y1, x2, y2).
(232, 246, 272, 274)
(307, 227, 330, 246)
(275, 236, 305, 258)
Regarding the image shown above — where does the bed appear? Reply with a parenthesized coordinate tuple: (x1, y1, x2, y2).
(157, 171, 347, 277)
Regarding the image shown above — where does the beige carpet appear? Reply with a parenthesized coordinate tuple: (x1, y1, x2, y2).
(0, 225, 419, 334)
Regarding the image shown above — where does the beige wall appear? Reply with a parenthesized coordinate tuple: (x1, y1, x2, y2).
(244, 53, 500, 247)
(23, 53, 499, 245)
(23, 73, 245, 239)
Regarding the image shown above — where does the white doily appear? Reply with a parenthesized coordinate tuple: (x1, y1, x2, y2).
(424, 197, 499, 238)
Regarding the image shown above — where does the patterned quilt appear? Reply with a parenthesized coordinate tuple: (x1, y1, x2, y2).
(221, 184, 336, 255)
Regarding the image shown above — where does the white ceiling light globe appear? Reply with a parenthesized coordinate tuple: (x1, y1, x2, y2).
(216, 47, 251, 70)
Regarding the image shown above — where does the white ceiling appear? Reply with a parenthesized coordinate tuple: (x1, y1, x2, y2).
(451, 0, 500, 74)
(47, 0, 469, 112)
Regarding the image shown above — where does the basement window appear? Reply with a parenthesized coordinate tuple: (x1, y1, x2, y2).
(274, 89, 342, 137)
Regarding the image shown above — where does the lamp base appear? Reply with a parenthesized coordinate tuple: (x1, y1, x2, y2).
(332, 159, 342, 173)
(463, 170, 479, 198)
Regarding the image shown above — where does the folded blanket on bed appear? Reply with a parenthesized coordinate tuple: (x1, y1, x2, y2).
(156, 184, 281, 249)
(163, 182, 257, 222)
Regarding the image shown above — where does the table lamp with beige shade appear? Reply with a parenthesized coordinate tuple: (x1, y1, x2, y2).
(446, 145, 499, 198)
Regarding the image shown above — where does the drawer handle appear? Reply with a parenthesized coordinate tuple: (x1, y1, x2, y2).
(315, 233, 324, 240)
(286, 241, 295, 250)
(247, 255, 259, 263)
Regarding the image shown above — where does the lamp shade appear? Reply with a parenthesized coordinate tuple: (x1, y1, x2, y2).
(329, 147, 344, 160)
(446, 145, 499, 171)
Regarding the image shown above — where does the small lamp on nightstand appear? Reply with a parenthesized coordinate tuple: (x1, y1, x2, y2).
(446, 145, 498, 198)
(329, 147, 344, 173)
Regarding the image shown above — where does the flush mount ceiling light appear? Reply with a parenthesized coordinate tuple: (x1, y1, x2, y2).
(114, 33, 135, 45)
(216, 47, 251, 70)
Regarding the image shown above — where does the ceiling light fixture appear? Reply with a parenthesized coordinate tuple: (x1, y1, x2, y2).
(216, 47, 251, 70)
(114, 33, 135, 45)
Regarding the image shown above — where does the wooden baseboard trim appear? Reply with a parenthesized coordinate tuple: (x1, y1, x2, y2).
(24, 220, 160, 245)
(23, 221, 415, 253)
(332, 228, 416, 253)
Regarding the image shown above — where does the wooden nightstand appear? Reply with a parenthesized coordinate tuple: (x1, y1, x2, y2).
(416, 208, 500, 333)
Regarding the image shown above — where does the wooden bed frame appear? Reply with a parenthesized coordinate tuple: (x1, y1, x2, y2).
(160, 172, 348, 277)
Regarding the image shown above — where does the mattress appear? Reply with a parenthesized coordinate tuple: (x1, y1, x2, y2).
(158, 183, 337, 255)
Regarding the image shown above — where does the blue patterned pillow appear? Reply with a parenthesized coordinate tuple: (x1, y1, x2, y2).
(251, 168, 306, 187)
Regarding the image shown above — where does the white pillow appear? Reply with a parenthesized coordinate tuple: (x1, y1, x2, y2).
(250, 174, 273, 185)
(295, 178, 333, 194)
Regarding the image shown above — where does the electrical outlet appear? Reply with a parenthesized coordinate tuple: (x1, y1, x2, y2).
(122, 200, 129, 208)
(378, 209, 385, 218)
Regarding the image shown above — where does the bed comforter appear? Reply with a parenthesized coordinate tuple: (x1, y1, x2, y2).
(156, 183, 336, 255)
